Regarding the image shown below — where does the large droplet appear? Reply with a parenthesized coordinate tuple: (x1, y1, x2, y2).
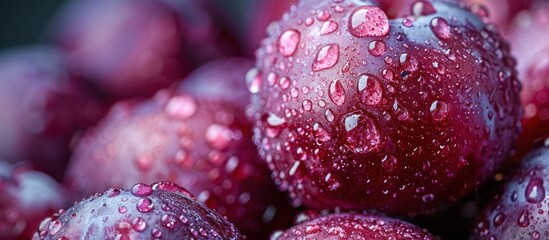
(328, 80, 346, 106)
(430, 17, 451, 40)
(48, 220, 62, 235)
(136, 197, 154, 213)
(430, 101, 449, 121)
(312, 44, 340, 72)
(320, 21, 339, 35)
(368, 40, 386, 56)
(342, 112, 381, 154)
(278, 29, 300, 57)
(131, 183, 153, 197)
(132, 217, 147, 232)
(348, 6, 390, 37)
(263, 113, 286, 138)
(525, 178, 545, 203)
(381, 155, 397, 171)
(358, 74, 383, 105)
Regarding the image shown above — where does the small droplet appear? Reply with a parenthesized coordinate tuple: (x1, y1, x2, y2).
(279, 77, 291, 89)
(303, 100, 313, 111)
(106, 188, 121, 198)
(525, 178, 545, 203)
(132, 217, 147, 232)
(412, 0, 436, 17)
(246, 68, 261, 93)
(431, 17, 451, 40)
(430, 101, 449, 121)
(151, 228, 162, 238)
(358, 74, 383, 106)
(517, 210, 530, 227)
(368, 40, 386, 56)
(313, 123, 331, 143)
(342, 112, 381, 154)
(206, 124, 232, 149)
(422, 193, 435, 203)
(48, 220, 62, 235)
(348, 6, 390, 37)
(312, 44, 340, 72)
(470, 3, 490, 22)
(131, 183, 153, 197)
(320, 21, 338, 35)
(328, 80, 346, 106)
(278, 29, 300, 57)
(165, 95, 197, 119)
(381, 155, 397, 171)
(161, 214, 176, 229)
(493, 213, 505, 227)
(325, 109, 335, 122)
(136, 197, 154, 213)
(263, 113, 286, 138)
(118, 206, 127, 213)
(399, 53, 419, 72)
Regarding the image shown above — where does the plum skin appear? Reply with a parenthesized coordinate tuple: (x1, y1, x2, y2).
(251, 0, 521, 216)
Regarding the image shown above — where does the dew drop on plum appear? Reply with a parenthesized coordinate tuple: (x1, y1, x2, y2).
(278, 30, 301, 57)
(313, 123, 331, 143)
(493, 213, 505, 227)
(131, 183, 153, 197)
(246, 68, 262, 93)
(431, 17, 452, 40)
(161, 214, 176, 229)
(358, 74, 383, 106)
(312, 44, 340, 72)
(368, 40, 386, 56)
(136, 197, 154, 213)
(264, 113, 287, 138)
(48, 220, 62, 235)
(517, 210, 530, 227)
(399, 53, 419, 72)
(132, 217, 147, 232)
(381, 155, 398, 171)
(328, 80, 345, 106)
(320, 21, 338, 35)
(412, 0, 436, 17)
(348, 6, 389, 37)
(165, 96, 197, 119)
(325, 109, 335, 122)
(525, 178, 545, 203)
(279, 77, 291, 89)
(342, 112, 380, 154)
(430, 101, 449, 121)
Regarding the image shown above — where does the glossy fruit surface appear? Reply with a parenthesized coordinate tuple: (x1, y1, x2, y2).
(0, 46, 105, 179)
(472, 140, 549, 239)
(251, 0, 521, 216)
(0, 161, 66, 240)
(66, 59, 296, 238)
(271, 212, 436, 239)
(33, 182, 241, 239)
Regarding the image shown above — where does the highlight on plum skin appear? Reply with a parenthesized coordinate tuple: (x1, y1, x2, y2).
(250, 0, 521, 216)
(33, 182, 241, 240)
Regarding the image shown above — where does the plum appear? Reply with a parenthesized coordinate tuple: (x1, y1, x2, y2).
(250, 0, 521, 216)
(33, 182, 241, 239)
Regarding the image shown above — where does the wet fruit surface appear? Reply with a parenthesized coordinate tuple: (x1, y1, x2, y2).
(33, 182, 241, 239)
(66, 59, 296, 238)
(251, 0, 521, 216)
(271, 212, 437, 239)
(0, 161, 66, 239)
(0, 47, 105, 179)
(472, 140, 549, 239)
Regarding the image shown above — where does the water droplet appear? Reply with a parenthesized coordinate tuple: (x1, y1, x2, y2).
(422, 193, 435, 203)
(358, 74, 383, 105)
(470, 3, 490, 22)
(132, 217, 147, 232)
(263, 113, 286, 138)
(136, 197, 154, 213)
(328, 80, 346, 106)
(288, 161, 302, 176)
(348, 6, 389, 37)
(368, 40, 386, 56)
(165, 95, 197, 119)
(525, 178, 545, 203)
(131, 183, 153, 197)
(118, 206, 127, 213)
(381, 155, 398, 171)
(382, 69, 394, 81)
(342, 112, 380, 154)
(278, 29, 300, 57)
(161, 214, 176, 229)
(303, 100, 312, 111)
(107, 188, 121, 197)
(431, 17, 451, 40)
(206, 124, 232, 149)
(320, 21, 338, 35)
(399, 53, 419, 72)
(493, 213, 505, 227)
(312, 44, 340, 72)
(317, 11, 331, 21)
(325, 109, 335, 122)
(402, 17, 414, 27)
(412, 0, 436, 17)
(279, 77, 291, 89)
(430, 101, 449, 121)
(517, 210, 530, 227)
(246, 68, 261, 93)
(48, 220, 62, 235)
(151, 228, 162, 238)
(152, 182, 192, 197)
(313, 123, 331, 143)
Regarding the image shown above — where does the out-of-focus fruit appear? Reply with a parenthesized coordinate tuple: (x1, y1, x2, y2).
(461, 0, 533, 29)
(271, 212, 437, 239)
(66, 59, 296, 238)
(33, 182, 241, 240)
(505, 2, 549, 164)
(0, 161, 66, 240)
(49, 0, 226, 99)
(471, 139, 549, 239)
(251, 0, 521, 216)
(0, 46, 105, 179)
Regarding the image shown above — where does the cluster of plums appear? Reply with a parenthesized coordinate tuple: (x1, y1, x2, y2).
(1, 0, 549, 239)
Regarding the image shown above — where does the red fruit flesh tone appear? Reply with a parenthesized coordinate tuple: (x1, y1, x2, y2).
(251, 0, 521, 216)
(49, 0, 190, 99)
(0, 47, 105, 179)
(472, 139, 549, 239)
(271, 212, 437, 239)
(506, 3, 549, 164)
(0, 161, 66, 240)
(33, 182, 241, 239)
(66, 59, 296, 238)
